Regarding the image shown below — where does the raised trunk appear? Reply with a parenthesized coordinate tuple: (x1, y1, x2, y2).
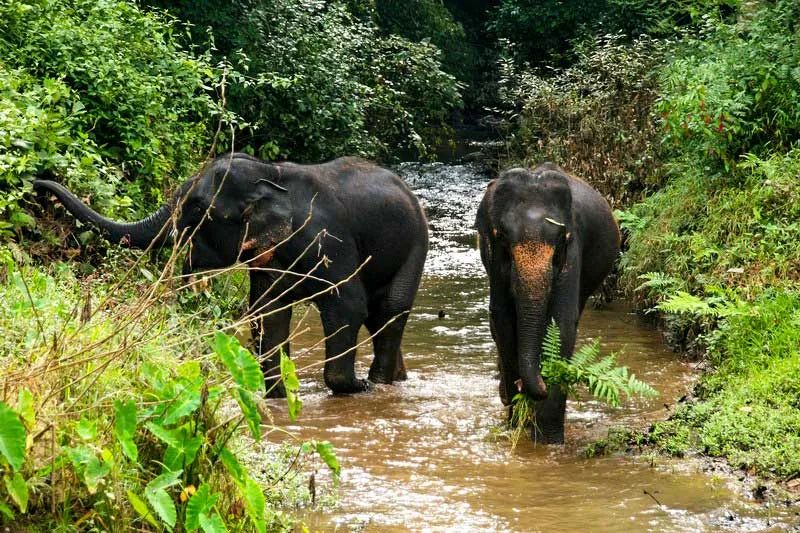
(512, 242, 554, 401)
(34, 180, 173, 249)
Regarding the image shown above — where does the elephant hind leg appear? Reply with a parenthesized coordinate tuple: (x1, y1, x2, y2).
(365, 246, 425, 384)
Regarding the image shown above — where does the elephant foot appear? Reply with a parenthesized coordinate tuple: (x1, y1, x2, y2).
(394, 366, 408, 382)
(528, 423, 565, 445)
(367, 371, 393, 385)
(327, 377, 373, 395)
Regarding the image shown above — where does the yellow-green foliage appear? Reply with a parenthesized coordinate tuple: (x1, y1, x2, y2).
(0, 249, 335, 529)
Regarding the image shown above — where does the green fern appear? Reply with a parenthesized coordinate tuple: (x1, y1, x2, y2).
(510, 322, 658, 442)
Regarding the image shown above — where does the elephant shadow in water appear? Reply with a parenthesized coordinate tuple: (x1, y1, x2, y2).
(35, 153, 429, 398)
(475, 163, 620, 444)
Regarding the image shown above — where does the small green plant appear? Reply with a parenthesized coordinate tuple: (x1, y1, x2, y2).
(509, 322, 658, 448)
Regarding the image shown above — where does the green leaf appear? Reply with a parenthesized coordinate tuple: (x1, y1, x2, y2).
(146, 487, 177, 530)
(185, 484, 219, 531)
(199, 512, 228, 533)
(0, 501, 14, 520)
(4, 472, 28, 512)
(280, 351, 302, 420)
(147, 469, 183, 491)
(145, 470, 181, 529)
(114, 399, 138, 462)
(241, 478, 266, 533)
(315, 441, 340, 478)
(146, 422, 183, 449)
(128, 490, 158, 528)
(214, 332, 264, 392)
(234, 388, 262, 440)
(16, 389, 35, 431)
(163, 386, 202, 425)
(83, 455, 111, 494)
(219, 448, 246, 485)
(0, 401, 26, 471)
(75, 416, 97, 441)
(219, 448, 265, 532)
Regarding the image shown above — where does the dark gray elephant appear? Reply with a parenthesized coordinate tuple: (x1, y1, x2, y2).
(475, 163, 620, 443)
(35, 153, 428, 397)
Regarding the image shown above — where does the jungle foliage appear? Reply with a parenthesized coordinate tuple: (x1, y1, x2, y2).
(499, 0, 800, 478)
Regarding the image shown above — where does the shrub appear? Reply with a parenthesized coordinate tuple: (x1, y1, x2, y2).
(0, 0, 222, 236)
(497, 34, 667, 205)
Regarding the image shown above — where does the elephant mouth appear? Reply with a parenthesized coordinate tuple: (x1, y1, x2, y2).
(241, 238, 276, 267)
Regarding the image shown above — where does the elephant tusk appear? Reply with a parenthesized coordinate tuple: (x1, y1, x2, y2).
(544, 217, 565, 227)
(515, 378, 524, 392)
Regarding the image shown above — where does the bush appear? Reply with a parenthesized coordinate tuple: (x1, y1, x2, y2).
(0, 0, 222, 236)
(145, 0, 462, 161)
(0, 248, 338, 529)
(497, 34, 667, 205)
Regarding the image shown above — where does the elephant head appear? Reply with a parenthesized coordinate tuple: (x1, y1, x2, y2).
(476, 166, 573, 402)
(34, 153, 293, 274)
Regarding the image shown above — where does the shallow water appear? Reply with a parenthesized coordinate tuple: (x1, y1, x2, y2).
(266, 162, 792, 531)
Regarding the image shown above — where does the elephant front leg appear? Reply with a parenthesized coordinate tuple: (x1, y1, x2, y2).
(249, 271, 292, 398)
(490, 290, 518, 406)
(318, 292, 371, 394)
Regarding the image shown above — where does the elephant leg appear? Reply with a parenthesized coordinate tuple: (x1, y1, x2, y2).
(490, 281, 518, 406)
(249, 271, 292, 398)
(365, 307, 410, 384)
(365, 248, 425, 383)
(317, 286, 370, 394)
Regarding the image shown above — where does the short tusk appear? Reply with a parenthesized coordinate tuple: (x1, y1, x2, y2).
(545, 217, 565, 227)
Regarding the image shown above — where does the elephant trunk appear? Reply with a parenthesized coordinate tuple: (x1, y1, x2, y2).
(34, 180, 174, 249)
(512, 241, 554, 401)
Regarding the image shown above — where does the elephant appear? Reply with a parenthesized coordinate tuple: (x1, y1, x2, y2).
(34, 153, 429, 397)
(475, 163, 620, 443)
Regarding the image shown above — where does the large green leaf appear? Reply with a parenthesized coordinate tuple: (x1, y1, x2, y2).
(163, 384, 202, 425)
(234, 388, 262, 440)
(219, 448, 246, 485)
(280, 351, 302, 421)
(75, 416, 97, 441)
(0, 501, 14, 520)
(214, 332, 264, 392)
(241, 478, 266, 533)
(128, 490, 158, 527)
(315, 441, 341, 478)
(146, 487, 177, 530)
(145, 470, 182, 529)
(83, 455, 111, 494)
(114, 399, 138, 462)
(0, 401, 25, 471)
(199, 512, 227, 533)
(146, 422, 183, 448)
(4, 472, 28, 512)
(185, 484, 220, 532)
(16, 389, 35, 431)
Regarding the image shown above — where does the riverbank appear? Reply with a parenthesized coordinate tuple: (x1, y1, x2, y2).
(492, 0, 800, 492)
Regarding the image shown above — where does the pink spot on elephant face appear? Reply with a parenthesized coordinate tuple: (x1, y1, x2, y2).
(511, 242, 554, 299)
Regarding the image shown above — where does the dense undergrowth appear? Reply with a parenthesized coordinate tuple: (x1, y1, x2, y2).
(499, 0, 800, 479)
(0, 246, 340, 529)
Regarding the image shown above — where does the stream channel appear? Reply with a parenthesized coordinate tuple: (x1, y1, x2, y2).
(262, 160, 795, 532)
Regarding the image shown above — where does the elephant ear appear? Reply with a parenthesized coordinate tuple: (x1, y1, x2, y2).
(240, 178, 293, 255)
(475, 180, 496, 266)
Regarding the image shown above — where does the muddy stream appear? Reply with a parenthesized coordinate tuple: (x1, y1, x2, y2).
(263, 162, 791, 531)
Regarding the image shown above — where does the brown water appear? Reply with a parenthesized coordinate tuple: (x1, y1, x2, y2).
(264, 163, 791, 532)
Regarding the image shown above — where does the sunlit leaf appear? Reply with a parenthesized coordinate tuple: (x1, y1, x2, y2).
(280, 351, 302, 420)
(0, 401, 26, 471)
(214, 332, 264, 392)
(199, 511, 227, 533)
(315, 441, 340, 478)
(185, 484, 219, 531)
(128, 490, 158, 528)
(5, 472, 28, 512)
(114, 399, 138, 462)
